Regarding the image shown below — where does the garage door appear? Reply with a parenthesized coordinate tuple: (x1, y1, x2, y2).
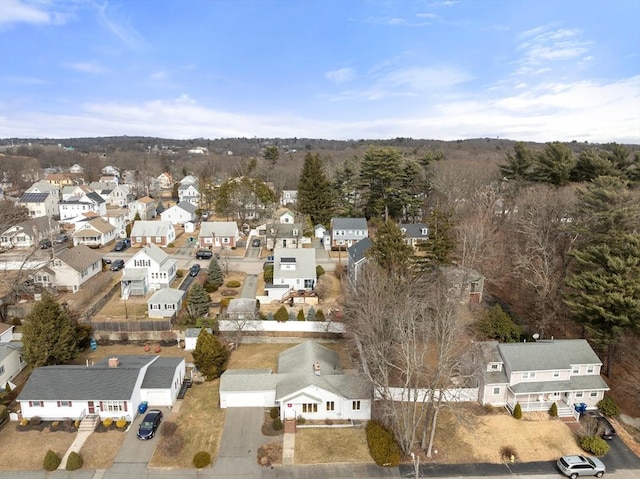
(146, 391, 169, 406)
(221, 391, 268, 408)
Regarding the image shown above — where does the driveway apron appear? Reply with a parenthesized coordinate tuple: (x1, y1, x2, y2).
(212, 407, 267, 477)
(112, 407, 169, 464)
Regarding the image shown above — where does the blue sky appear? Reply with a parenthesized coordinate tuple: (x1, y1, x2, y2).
(0, 0, 639, 142)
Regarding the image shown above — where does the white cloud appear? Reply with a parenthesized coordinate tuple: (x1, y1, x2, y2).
(96, 1, 146, 50)
(0, 0, 68, 28)
(67, 61, 107, 74)
(515, 26, 591, 75)
(325, 68, 356, 83)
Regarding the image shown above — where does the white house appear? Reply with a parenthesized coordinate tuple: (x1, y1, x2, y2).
(265, 248, 317, 300)
(130, 221, 176, 248)
(34, 245, 102, 293)
(0, 217, 60, 250)
(278, 208, 296, 224)
(179, 175, 198, 185)
(177, 183, 200, 207)
(198, 221, 240, 250)
(121, 243, 177, 297)
(183, 328, 213, 351)
(18, 355, 186, 421)
(474, 339, 610, 418)
(0, 324, 27, 390)
(128, 196, 157, 221)
(330, 217, 368, 250)
(265, 223, 304, 250)
(398, 223, 429, 249)
(147, 288, 185, 319)
(18, 192, 59, 219)
(106, 184, 134, 207)
(220, 341, 372, 422)
(102, 165, 121, 178)
(280, 190, 298, 207)
(314, 224, 326, 239)
(156, 172, 173, 190)
(58, 191, 106, 221)
(160, 201, 197, 225)
(69, 164, 84, 174)
(25, 180, 60, 199)
(72, 217, 117, 248)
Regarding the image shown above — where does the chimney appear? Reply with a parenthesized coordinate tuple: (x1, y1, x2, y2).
(108, 357, 119, 368)
(313, 361, 321, 376)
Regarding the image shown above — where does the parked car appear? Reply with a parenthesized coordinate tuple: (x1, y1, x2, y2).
(251, 238, 261, 247)
(114, 240, 129, 252)
(137, 409, 163, 440)
(196, 250, 213, 259)
(189, 264, 201, 276)
(586, 411, 617, 440)
(111, 259, 125, 271)
(557, 455, 605, 478)
(39, 239, 52, 249)
(54, 234, 69, 244)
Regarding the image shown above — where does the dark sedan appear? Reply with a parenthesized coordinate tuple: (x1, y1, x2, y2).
(189, 264, 201, 276)
(137, 410, 163, 440)
(587, 411, 617, 440)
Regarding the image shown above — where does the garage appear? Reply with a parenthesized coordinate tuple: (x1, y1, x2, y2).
(219, 370, 278, 408)
(220, 390, 274, 408)
(144, 390, 170, 406)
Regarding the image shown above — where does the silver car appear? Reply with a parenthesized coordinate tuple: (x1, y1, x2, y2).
(557, 455, 605, 479)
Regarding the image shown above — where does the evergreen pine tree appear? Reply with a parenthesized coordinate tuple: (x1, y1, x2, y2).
(192, 329, 229, 380)
(297, 309, 305, 321)
(499, 142, 535, 181)
(156, 200, 165, 214)
(417, 206, 456, 269)
(288, 310, 297, 322)
(297, 152, 334, 226)
(187, 284, 210, 319)
(306, 306, 316, 322)
(315, 309, 325, 321)
(274, 306, 288, 322)
(23, 292, 79, 367)
(207, 258, 224, 289)
(368, 221, 414, 273)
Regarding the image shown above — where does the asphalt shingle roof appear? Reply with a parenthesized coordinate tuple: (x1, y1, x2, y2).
(199, 221, 238, 237)
(347, 237, 372, 263)
(141, 357, 184, 389)
(498, 339, 602, 372)
(56, 245, 102, 271)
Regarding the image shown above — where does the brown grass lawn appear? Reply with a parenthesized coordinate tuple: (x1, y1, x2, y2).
(295, 428, 371, 464)
(72, 342, 193, 365)
(81, 429, 125, 469)
(0, 425, 76, 470)
(227, 343, 293, 370)
(149, 379, 225, 468)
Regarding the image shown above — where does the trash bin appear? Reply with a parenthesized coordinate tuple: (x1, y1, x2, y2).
(138, 401, 148, 414)
(574, 402, 587, 414)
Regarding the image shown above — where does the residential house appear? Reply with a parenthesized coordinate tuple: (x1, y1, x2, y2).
(265, 248, 317, 300)
(441, 266, 484, 304)
(130, 221, 175, 248)
(99, 175, 119, 186)
(177, 183, 200, 207)
(179, 175, 198, 185)
(34, 245, 102, 293)
(147, 288, 185, 319)
(58, 191, 107, 221)
(474, 339, 610, 418)
(265, 223, 304, 250)
(0, 217, 60, 249)
(314, 224, 326, 239)
(72, 217, 117, 248)
(278, 208, 295, 224)
(280, 190, 298, 207)
(45, 173, 76, 188)
(106, 184, 134, 207)
(18, 192, 59, 219)
(198, 221, 240, 250)
(61, 185, 92, 201)
(399, 223, 429, 249)
(156, 172, 173, 190)
(25, 180, 60, 199)
(346, 237, 373, 284)
(128, 196, 157, 221)
(121, 243, 177, 297)
(160, 201, 197, 225)
(184, 328, 213, 351)
(18, 355, 186, 421)
(69, 164, 84, 174)
(220, 341, 372, 422)
(0, 324, 27, 390)
(329, 217, 368, 250)
(102, 165, 121, 178)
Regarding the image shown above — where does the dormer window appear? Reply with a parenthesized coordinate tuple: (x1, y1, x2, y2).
(293, 229, 298, 236)
(401, 228, 406, 234)
(421, 228, 428, 235)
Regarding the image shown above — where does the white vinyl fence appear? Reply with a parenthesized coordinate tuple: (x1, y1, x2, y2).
(218, 320, 346, 334)
(378, 387, 479, 403)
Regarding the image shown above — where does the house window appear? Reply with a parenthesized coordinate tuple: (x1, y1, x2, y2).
(553, 371, 560, 378)
(586, 366, 594, 373)
(522, 372, 536, 379)
(575, 392, 584, 398)
(103, 401, 126, 412)
(490, 364, 499, 371)
(302, 403, 318, 413)
(572, 366, 580, 374)
(29, 401, 43, 407)
(151, 304, 161, 310)
(326, 401, 335, 411)
(590, 391, 598, 398)
(0, 365, 4, 375)
(155, 236, 161, 242)
(493, 387, 501, 395)
(58, 401, 72, 407)
(352, 400, 361, 410)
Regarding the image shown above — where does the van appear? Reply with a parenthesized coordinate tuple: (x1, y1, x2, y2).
(196, 250, 213, 259)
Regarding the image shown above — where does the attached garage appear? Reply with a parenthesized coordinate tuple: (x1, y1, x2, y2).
(143, 390, 171, 406)
(219, 369, 278, 409)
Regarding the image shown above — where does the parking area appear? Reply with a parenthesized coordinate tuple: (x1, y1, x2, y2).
(112, 406, 171, 464)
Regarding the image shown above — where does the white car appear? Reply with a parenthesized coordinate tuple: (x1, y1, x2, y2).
(557, 455, 605, 479)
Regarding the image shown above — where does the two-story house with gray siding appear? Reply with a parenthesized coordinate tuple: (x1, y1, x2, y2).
(329, 217, 368, 250)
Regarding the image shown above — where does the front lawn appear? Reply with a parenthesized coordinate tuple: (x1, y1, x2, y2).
(295, 427, 371, 464)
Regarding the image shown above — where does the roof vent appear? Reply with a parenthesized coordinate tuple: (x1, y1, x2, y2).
(313, 361, 321, 376)
(108, 357, 119, 368)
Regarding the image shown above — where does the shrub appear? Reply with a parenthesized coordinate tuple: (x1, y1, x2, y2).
(365, 420, 401, 467)
(500, 445, 517, 462)
(296, 415, 306, 425)
(221, 289, 238, 296)
(484, 404, 494, 414)
(549, 402, 558, 417)
(305, 306, 316, 322)
(102, 417, 113, 428)
(315, 309, 326, 321)
(74, 420, 80, 429)
(297, 309, 305, 321)
(193, 451, 211, 468)
(513, 403, 522, 420)
(269, 407, 279, 420)
(116, 418, 127, 429)
(220, 297, 232, 308)
(580, 435, 610, 456)
(20, 418, 29, 426)
(43, 450, 61, 471)
(65, 451, 83, 471)
(316, 265, 325, 277)
(0, 405, 8, 423)
(31, 416, 42, 426)
(176, 270, 184, 278)
(597, 396, 620, 417)
(51, 421, 59, 430)
(272, 417, 283, 431)
(274, 306, 289, 323)
(168, 242, 175, 248)
(226, 280, 241, 288)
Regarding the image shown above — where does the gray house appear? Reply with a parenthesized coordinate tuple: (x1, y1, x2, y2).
(346, 237, 373, 284)
(147, 288, 185, 319)
(399, 223, 429, 248)
(265, 248, 317, 301)
(329, 217, 368, 250)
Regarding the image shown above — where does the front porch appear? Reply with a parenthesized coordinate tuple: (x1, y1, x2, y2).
(506, 396, 579, 420)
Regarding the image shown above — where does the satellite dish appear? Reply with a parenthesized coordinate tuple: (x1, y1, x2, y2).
(532, 333, 540, 341)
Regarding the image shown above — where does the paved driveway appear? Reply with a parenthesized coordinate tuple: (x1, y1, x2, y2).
(212, 407, 267, 477)
(241, 274, 258, 298)
(112, 407, 169, 464)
